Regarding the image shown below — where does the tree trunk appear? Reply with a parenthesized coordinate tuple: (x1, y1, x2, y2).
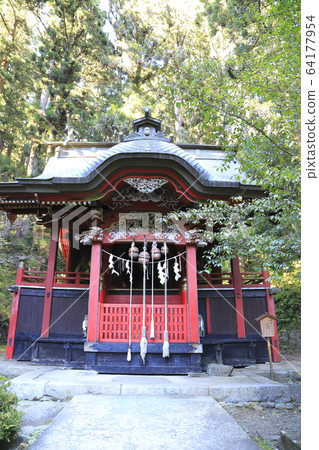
(27, 143, 39, 176)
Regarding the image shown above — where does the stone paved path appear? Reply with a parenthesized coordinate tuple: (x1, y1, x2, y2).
(29, 395, 259, 450)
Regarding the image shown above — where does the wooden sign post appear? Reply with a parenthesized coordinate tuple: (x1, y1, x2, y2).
(255, 313, 276, 380)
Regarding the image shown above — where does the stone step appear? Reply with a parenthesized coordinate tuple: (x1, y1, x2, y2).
(8, 367, 291, 404)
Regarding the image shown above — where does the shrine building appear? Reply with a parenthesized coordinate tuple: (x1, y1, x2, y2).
(0, 109, 280, 374)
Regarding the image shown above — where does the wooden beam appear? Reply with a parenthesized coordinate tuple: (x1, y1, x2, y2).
(6, 264, 24, 359)
(262, 270, 281, 362)
(186, 243, 199, 343)
(231, 257, 246, 338)
(41, 225, 59, 338)
(87, 241, 102, 342)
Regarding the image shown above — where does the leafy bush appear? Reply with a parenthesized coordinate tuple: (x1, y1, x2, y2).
(274, 284, 301, 331)
(0, 376, 22, 443)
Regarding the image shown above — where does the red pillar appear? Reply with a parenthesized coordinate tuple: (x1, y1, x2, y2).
(231, 257, 246, 338)
(41, 224, 59, 338)
(6, 263, 24, 359)
(262, 270, 281, 362)
(186, 243, 199, 343)
(87, 241, 102, 342)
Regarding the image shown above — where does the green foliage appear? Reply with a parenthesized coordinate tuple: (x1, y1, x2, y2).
(274, 284, 301, 331)
(168, 193, 300, 276)
(251, 436, 273, 450)
(19, 428, 44, 448)
(0, 376, 22, 443)
(165, 0, 300, 277)
(273, 265, 301, 331)
(0, 0, 300, 283)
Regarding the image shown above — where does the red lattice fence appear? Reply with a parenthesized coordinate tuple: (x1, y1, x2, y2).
(99, 304, 188, 343)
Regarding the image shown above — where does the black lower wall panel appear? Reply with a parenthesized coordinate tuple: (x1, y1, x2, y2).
(86, 351, 201, 375)
(13, 340, 33, 361)
(202, 339, 268, 368)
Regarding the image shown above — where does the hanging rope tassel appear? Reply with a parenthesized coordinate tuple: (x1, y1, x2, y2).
(140, 326, 147, 364)
(127, 347, 132, 362)
(150, 318, 155, 340)
(140, 236, 148, 364)
(162, 242, 170, 358)
(163, 330, 170, 358)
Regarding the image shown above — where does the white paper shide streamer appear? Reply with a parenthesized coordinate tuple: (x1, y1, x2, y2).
(108, 254, 119, 276)
(174, 256, 181, 281)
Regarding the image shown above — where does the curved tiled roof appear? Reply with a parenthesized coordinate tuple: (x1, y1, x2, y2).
(0, 112, 262, 205)
(34, 139, 242, 187)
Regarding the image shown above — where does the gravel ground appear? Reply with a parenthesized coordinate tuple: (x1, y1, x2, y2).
(223, 351, 301, 449)
(223, 401, 301, 449)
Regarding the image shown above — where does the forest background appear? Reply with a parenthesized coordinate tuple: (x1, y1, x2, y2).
(0, 0, 300, 342)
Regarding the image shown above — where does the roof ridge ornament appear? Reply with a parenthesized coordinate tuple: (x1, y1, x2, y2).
(123, 107, 172, 142)
(144, 106, 150, 118)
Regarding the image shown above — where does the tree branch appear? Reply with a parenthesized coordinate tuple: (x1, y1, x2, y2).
(203, 96, 294, 158)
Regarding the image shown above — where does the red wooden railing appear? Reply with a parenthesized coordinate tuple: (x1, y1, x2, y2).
(99, 304, 188, 343)
(240, 272, 265, 286)
(197, 271, 265, 288)
(197, 272, 233, 288)
(21, 270, 46, 286)
(54, 271, 90, 286)
(19, 269, 265, 289)
(20, 270, 90, 287)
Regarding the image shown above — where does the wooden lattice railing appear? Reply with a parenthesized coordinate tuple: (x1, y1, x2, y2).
(20, 270, 46, 285)
(197, 272, 233, 288)
(240, 272, 265, 285)
(197, 271, 265, 288)
(54, 271, 90, 286)
(20, 270, 89, 287)
(19, 269, 265, 289)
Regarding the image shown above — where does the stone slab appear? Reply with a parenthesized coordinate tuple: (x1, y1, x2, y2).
(208, 375, 291, 403)
(29, 395, 259, 450)
(206, 363, 233, 377)
(8, 367, 291, 403)
(17, 400, 66, 426)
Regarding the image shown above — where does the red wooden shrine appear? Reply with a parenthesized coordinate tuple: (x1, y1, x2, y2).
(0, 109, 280, 373)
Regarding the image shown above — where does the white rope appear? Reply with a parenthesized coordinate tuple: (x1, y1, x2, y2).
(127, 241, 134, 362)
(140, 237, 148, 364)
(150, 242, 155, 339)
(162, 242, 170, 358)
(102, 248, 185, 264)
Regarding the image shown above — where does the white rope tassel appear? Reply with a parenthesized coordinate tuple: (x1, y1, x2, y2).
(140, 237, 148, 364)
(163, 330, 170, 358)
(150, 318, 155, 340)
(127, 347, 131, 362)
(140, 326, 147, 364)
